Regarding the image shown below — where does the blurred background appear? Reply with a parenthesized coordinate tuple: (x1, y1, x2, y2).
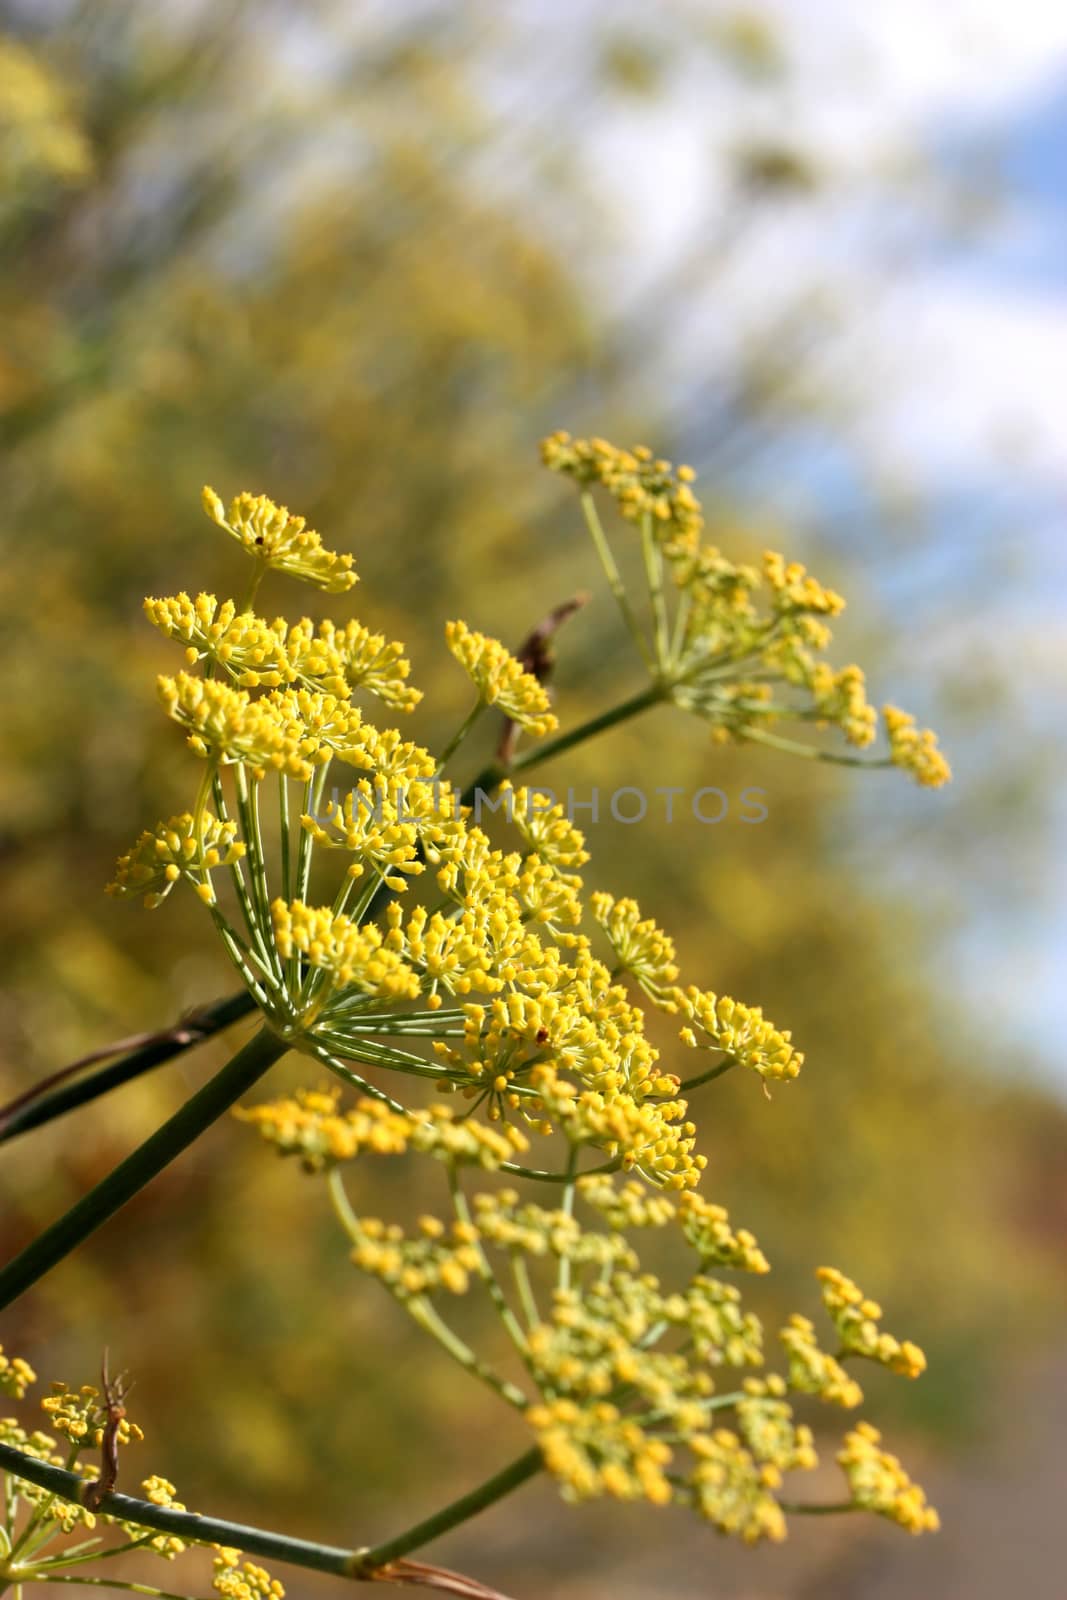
(1, 1, 1065, 1595)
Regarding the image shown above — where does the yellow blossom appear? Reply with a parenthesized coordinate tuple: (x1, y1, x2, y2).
(816, 1266, 927, 1377)
(212, 1552, 286, 1600)
(838, 1422, 939, 1533)
(444, 619, 558, 736)
(270, 899, 421, 1005)
(677, 985, 802, 1082)
(157, 672, 317, 780)
(528, 1398, 674, 1507)
(541, 431, 704, 558)
(779, 1314, 863, 1407)
(882, 704, 952, 787)
(504, 783, 589, 880)
(144, 594, 288, 686)
(688, 1428, 787, 1543)
(202, 486, 355, 593)
(590, 891, 679, 1000)
(107, 812, 245, 907)
(0, 1346, 36, 1399)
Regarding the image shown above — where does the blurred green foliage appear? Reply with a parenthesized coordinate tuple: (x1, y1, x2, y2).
(0, 0, 1061, 1557)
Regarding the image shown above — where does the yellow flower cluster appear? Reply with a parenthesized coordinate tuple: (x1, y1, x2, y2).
(543, 434, 950, 787)
(347, 1214, 483, 1299)
(107, 812, 245, 908)
(688, 1429, 787, 1543)
(101, 454, 947, 1567)
(505, 784, 589, 879)
(676, 1193, 770, 1274)
(541, 431, 704, 558)
(471, 1192, 635, 1274)
(271, 900, 420, 1004)
(42, 1381, 145, 1451)
(763, 550, 845, 618)
(0, 1344, 36, 1399)
(528, 1399, 673, 1506)
(202, 487, 356, 593)
(838, 1423, 940, 1533)
(529, 1277, 716, 1414)
(444, 619, 558, 736)
(736, 1386, 818, 1473)
(237, 1088, 526, 1173)
(779, 1314, 863, 1408)
(687, 1276, 764, 1367)
(817, 1267, 927, 1377)
(527, 1063, 703, 1190)
(574, 1178, 768, 1273)
(157, 673, 319, 780)
(147, 593, 420, 712)
(212, 1550, 286, 1600)
(576, 1175, 677, 1231)
(287, 617, 421, 711)
(883, 704, 952, 788)
(304, 775, 465, 890)
(134, 1476, 189, 1557)
(589, 892, 679, 1001)
(677, 986, 803, 1083)
(145, 593, 288, 686)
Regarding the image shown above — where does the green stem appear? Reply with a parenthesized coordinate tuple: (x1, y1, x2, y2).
(778, 1500, 860, 1516)
(579, 491, 652, 669)
(278, 774, 292, 902)
(557, 1145, 579, 1293)
(465, 683, 665, 798)
(11, 1578, 199, 1600)
(435, 700, 486, 775)
(406, 1298, 529, 1411)
(640, 510, 670, 667)
(353, 1448, 543, 1574)
(0, 1025, 288, 1311)
(740, 725, 894, 770)
(676, 1058, 737, 1093)
(0, 993, 257, 1147)
(0, 1444, 363, 1579)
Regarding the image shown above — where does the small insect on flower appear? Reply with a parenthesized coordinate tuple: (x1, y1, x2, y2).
(84, 1350, 134, 1511)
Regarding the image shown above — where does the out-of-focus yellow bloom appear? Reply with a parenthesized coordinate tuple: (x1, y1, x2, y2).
(528, 1398, 674, 1507)
(237, 1087, 526, 1172)
(882, 704, 952, 788)
(688, 1428, 789, 1543)
(817, 1266, 927, 1377)
(779, 1314, 863, 1408)
(838, 1422, 940, 1533)
(0, 1345, 36, 1399)
(212, 1551, 285, 1600)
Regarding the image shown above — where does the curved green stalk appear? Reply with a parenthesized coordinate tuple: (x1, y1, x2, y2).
(0, 993, 258, 1147)
(0, 1025, 288, 1312)
(352, 1448, 543, 1575)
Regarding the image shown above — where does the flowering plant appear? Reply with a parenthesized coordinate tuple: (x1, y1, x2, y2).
(0, 436, 947, 1598)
